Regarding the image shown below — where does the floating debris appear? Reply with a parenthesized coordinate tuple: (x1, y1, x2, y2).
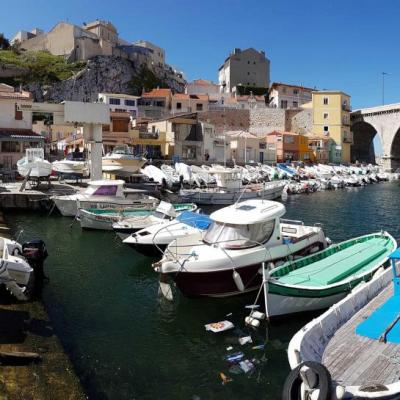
(238, 336, 253, 345)
(219, 372, 232, 385)
(205, 321, 234, 333)
(225, 352, 244, 363)
(239, 359, 255, 373)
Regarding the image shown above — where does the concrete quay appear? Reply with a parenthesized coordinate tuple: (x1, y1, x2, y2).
(0, 212, 85, 400)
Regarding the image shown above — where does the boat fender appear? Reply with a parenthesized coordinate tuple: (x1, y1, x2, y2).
(244, 316, 260, 328)
(282, 361, 331, 400)
(232, 270, 245, 292)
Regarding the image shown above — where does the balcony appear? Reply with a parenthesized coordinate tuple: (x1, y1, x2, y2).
(139, 132, 159, 139)
(342, 105, 352, 112)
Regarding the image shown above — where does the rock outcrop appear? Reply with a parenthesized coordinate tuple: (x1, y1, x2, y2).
(23, 56, 185, 102)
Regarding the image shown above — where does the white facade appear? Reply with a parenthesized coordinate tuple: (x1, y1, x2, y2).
(218, 48, 270, 94)
(98, 93, 139, 117)
(269, 83, 313, 109)
(134, 40, 165, 67)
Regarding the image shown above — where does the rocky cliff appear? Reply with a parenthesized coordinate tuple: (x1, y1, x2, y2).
(1, 54, 186, 102)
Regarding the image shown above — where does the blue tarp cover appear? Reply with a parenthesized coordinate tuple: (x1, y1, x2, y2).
(176, 211, 211, 230)
(356, 295, 400, 344)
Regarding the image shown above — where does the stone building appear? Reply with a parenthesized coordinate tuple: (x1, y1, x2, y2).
(134, 40, 165, 67)
(218, 48, 270, 94)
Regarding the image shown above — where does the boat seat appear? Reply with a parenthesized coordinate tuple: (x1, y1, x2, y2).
(279, 238, 390, 286)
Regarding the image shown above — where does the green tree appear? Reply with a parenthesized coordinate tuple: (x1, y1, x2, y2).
(0, 33, 10, 50)
(129, 65, 168, 96)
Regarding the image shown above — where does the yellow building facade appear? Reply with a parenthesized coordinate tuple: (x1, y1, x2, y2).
(312, 91, 352, 163)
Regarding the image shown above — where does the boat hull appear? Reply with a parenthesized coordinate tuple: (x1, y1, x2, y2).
(179, 183, 285, 205)
(163, 242, 324, 297)
(127, 243, 167, 257)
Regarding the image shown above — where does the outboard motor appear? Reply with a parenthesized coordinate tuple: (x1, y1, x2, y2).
(22, 239, 48, 278)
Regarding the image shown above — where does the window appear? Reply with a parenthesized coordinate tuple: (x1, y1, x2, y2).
(284, 135, 295, 144)
(247, 72, 250, 75)
(204, 220, 275, 249)
(323, 97, 329, 105)
(280, 100, 288, 109)
(323, 126, 329, 135)
(196, 103, 203, 111)
(15, 103, 22, 120)
(1, 141, 20, 152)
(293, 89, 299, 95)
(176, 102, 182, 109)
(253, 61, 256, 65)
(247, 61, 250, 64)
(282, 87, 287, 94)
(293, 101, 298, 108)
(125, 99, 136, 106)
(323, 112, 329, 119)
(109, 98, 121, 105)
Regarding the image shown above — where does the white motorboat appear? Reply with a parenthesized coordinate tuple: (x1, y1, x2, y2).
(78, 201, 196, 232)
(0, 236, 48, 301)
(52, 151, 89, 178)
(112, 202, 197, 237)
(179, 167, 286, 205)
(51, 180, 158, 217)
(17, 148, 52, 178)
(123, 211, 212, 256)
(153, 199, 328, 298)
(102, 145, 147, 176)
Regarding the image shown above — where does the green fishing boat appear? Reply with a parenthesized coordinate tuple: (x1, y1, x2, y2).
(78, 201, 197, 231)
(264, 231, 396, 317)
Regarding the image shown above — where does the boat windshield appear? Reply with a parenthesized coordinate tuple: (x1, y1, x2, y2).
(203, 220, 275, 249)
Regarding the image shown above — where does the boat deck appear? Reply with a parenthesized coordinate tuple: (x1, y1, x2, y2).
(322, 284, 400, 386)
(278, 237, 392, 286)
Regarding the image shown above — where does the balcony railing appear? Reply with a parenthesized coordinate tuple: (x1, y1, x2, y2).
(139, 132, 159, 139)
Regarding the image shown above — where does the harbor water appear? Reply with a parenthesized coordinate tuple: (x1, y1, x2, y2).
(5, 181, 400, 400)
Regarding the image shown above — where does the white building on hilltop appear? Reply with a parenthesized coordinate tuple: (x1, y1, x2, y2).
(98, 93, 140, 117)
(218, 48, 270, 94)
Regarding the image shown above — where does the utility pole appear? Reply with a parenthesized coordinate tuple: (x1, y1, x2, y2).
(382, 72, 388, 105)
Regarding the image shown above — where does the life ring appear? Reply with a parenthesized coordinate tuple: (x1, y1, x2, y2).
(282, 361, 331, 400)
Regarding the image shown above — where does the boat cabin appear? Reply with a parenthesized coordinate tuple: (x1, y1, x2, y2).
(26, 148, 44, 161)
(204, 200, 286, 249)
(209, 167, 243, 189)
(83, 180, 125, 197)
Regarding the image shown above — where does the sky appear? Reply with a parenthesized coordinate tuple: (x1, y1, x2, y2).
(2, 0, 400, 153)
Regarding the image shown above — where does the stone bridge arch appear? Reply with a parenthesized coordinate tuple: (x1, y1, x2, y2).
(351, 104, 400, 170)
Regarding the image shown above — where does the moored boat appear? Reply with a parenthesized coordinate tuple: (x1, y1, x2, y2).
(123, 211, 212, 256)
(17, 148, 52, 178)
(265, 231, 396, 317)
(153, 199, 328, 298)
(285, 249, 400, 400)
(78, 201, 197, 231)
(51, 180, 158, 217)
(52, 151, 89, 178)
(102, 145, 146, 176)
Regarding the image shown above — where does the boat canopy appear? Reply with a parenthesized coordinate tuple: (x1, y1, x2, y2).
(84, 180, 125, 196)
(210, 200, 286, 225)
(176, 211, 211, 230)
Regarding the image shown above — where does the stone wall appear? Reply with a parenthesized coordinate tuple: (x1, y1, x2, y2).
(249, 108, 286, 136)
(286, 108, 312, 134)
(198, 109, 250, 133)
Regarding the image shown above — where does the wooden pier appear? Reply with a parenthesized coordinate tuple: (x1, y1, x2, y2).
(0, 212, 85, 400)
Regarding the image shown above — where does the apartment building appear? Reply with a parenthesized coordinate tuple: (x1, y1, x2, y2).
(0, 84, 44, 168)
(269, 82, 314, 109)
(218, 48, 270, 94)
(312, 91, 352, 163)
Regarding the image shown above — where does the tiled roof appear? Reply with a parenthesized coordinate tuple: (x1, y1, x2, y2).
(269, 82, 315, 92)
(192, 79, 215, 85)
(173, 93, 209, 101)
(267, 130, 300, 136)
(142, 88, 172, 98)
